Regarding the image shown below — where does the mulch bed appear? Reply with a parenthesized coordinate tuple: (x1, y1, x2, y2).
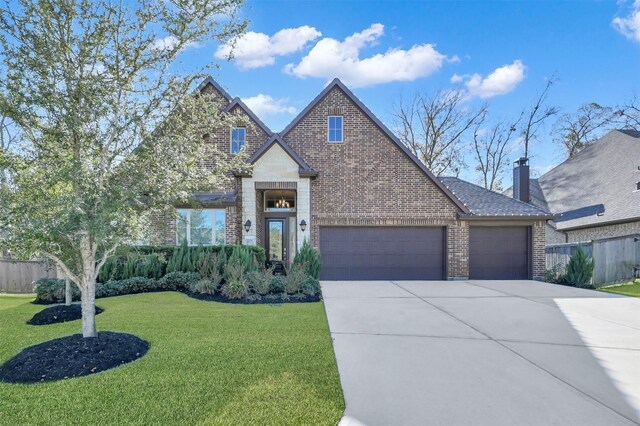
(0, 332, 149, 384)
(27, 304, 104, 326)
(184, 291, 322, 304)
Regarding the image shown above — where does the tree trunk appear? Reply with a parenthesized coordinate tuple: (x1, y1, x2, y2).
(65, 276, 72, 306)
(80, 283, 97, 337)
(80, 233, 98, 338)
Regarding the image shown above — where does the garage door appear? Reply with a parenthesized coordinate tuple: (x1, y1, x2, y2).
(319, 226, 446, 280)
(469, 226, 531, 279)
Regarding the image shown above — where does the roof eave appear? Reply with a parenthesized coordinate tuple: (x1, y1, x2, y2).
(458, 213, 559, 221)
(224, 97, 273, 136)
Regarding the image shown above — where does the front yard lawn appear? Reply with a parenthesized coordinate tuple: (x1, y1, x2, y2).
(0, 292, 344, 425)
(598, 279, 640, 297)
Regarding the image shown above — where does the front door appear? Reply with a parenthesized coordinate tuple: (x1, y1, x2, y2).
(266, 218, 289, 264)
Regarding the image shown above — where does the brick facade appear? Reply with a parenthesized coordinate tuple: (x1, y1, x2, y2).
(564, 220, 640, 243)
(149, 78, 550, 281)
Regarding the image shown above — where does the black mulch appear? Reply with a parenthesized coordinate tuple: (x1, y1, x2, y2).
(184, 291, 322, 304)
(27, 304, 104, 326)
(0, 332, 149, 384)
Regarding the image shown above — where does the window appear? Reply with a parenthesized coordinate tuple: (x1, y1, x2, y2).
(176, 209, 225, 245)
(636, 181, 640, 191)
(231, 127, 246, 154)
(328, 116, 343, 143)
(264, 190, 296, 212)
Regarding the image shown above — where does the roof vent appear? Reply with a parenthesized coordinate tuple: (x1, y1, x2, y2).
(637, 182, 640, 191)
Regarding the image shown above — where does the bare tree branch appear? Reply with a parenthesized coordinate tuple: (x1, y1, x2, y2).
(552, 102, 615, 158)
(520, 77, 559, 158)
(393, 90, 487, 176)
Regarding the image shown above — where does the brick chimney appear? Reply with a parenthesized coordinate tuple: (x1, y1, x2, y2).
(513, 157, 530, 203)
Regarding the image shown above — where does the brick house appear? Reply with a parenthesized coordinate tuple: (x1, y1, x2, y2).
(155, 76, 554, 281)
(506, 130, 640, 245)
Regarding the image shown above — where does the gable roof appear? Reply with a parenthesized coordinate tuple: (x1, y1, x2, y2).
(534, 130, 640, 230)
(505, 130, 640, 230)
(197, 76, 232, 102)
(280, 78, 471, 214)
(440, 177, 554, 219)
(224, 97, 273, 136)
(248, 134, 317, 177)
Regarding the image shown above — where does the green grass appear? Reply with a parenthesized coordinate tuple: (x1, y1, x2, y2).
(598, 279, 640, 297)
(0, 293, 344, 425)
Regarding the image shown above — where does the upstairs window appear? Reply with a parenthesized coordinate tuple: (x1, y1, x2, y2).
(176, 209, 225, 245)
(231, 127, 246, 154)
(328, 116, 343, 143)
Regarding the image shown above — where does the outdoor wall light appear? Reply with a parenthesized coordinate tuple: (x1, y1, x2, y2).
(244, 220, 251, 233)
(299, 220, 307, 232)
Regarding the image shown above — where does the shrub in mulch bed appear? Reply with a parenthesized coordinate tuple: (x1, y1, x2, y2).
(184, 291, 322, 304)
(27, 304, 104, 326)
(0, 332, 149, 384)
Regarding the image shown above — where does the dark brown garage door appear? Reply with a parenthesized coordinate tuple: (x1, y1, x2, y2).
(319, 226, 446, 280)
(469, 226, 531, 279)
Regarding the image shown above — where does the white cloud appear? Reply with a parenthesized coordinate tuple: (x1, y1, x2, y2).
(215, 26, 322, 69)
(612, 0, 640, 43)
(453, 60, 526, 99)
(242, 94, 297, 119)
(150, 35, 197, 51)
(284, 24, 450, 88)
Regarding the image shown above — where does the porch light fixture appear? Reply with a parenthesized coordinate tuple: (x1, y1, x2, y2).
(244, 220, 251, 233)
(299, 220, 307, 232)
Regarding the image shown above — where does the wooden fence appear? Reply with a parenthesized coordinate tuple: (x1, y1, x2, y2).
(546, 234, 640, 287)
(0, 260, 57, 293)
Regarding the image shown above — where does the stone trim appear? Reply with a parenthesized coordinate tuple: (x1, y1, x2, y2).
(255, 181, 297, 190)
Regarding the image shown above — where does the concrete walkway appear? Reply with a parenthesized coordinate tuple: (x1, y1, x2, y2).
(322, 280, 640, 426)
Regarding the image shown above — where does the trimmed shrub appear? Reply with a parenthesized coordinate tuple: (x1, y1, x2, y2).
(34, 278, 80, 303)
(565, 246, 595, 288)
(301, 276, 321, 295)
(293, 239, 322, 279)
(247, 266, 274, 295)
(158, 271, 200, 291)
(269, 275, 286, 293)
(96, 277, 155, 298)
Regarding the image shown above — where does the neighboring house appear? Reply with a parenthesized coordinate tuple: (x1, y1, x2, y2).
(507, 129, 640, 245)
(153, 77, 554, 280)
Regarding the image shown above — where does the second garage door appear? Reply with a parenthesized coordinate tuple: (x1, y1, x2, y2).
(319, 226, 446, 280)
(469, 226, 531, 279)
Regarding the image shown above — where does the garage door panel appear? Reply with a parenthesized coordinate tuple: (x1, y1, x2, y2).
(320, 226, 445, 280)
(469, 226, 530, 280)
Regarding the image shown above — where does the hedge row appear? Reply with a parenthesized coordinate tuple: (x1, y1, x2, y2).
(34, 273, 200, 304)
(34, 270, 321, 304)
(98, 243, 266, 283)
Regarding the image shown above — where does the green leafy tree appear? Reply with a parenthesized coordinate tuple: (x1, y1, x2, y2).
(0, 0, 247, 337)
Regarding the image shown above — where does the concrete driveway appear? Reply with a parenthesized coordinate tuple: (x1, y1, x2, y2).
(322, 280, 640, 426)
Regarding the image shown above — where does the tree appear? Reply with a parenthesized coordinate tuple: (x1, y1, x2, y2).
(520, 78, 559, 158)
(0, 0, 247, 337)
(394, 90, 487, 176)
(472, 115, 520, 191)
(553, 102, 614, 158)
(616, 95, 640, 130)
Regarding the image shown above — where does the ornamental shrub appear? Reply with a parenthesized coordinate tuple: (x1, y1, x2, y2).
(34, 278, 79, 303)
(564, 246, 595, 288)
(221, 263, 248, 299)
(158, 271, 200, 291)
(246, 266, 274, 295)
(284, 264, 307, 294)
(269, 275, 286, 293)
(293, 239, 322, 279)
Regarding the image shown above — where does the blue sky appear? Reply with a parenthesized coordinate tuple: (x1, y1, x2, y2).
(178, 0, 640, 182)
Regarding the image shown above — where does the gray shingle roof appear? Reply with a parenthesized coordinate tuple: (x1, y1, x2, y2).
(533, 130, 640, 230)
(439, 177, 553, 217)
